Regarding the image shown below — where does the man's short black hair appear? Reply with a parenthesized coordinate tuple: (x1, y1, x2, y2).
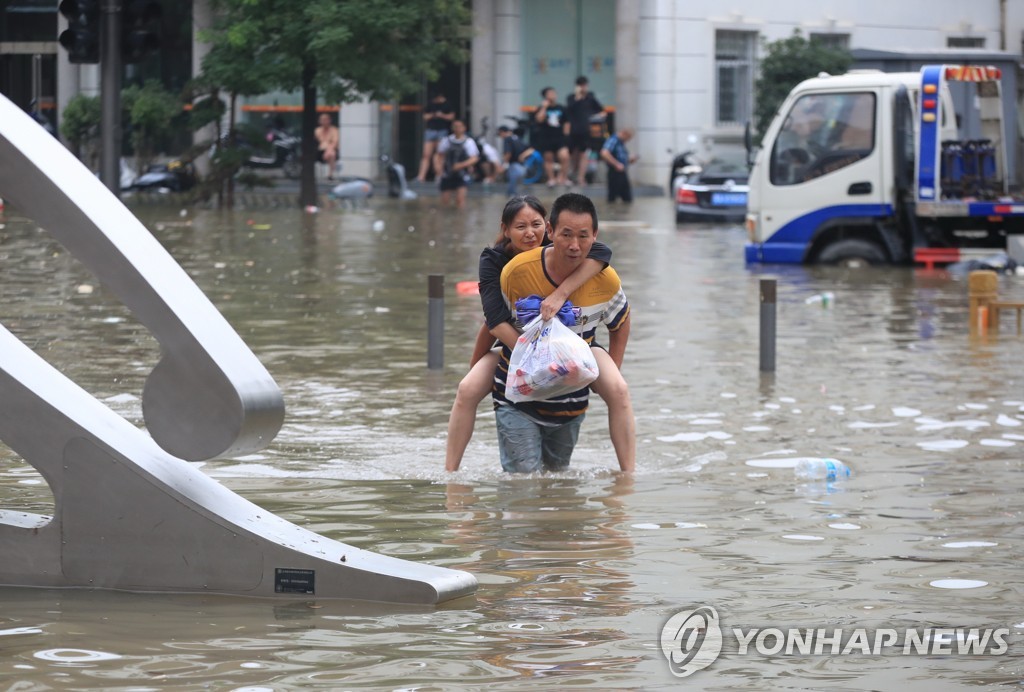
(575, 75, 589, 86)
(550, 192, 598, 232)
(541, 86, 555, 99)
(497, 125, 512, 133)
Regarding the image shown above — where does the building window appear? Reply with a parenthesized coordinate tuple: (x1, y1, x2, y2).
(715, 30, 757, 127)
(947, 36, 985, 48)
(810, 33, 850, 50)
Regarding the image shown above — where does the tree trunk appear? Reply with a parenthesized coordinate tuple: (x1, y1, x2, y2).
(300, 62, 318, 208)
(225, 92, 237, 209)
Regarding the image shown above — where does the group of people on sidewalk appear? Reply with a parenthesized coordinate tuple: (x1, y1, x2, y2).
(415, 79, 639, 208)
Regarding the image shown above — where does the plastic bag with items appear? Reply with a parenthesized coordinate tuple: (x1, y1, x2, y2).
(505, 316, 599, 403)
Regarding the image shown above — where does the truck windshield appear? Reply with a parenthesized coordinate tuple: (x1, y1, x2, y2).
(770, 92, 876, 186)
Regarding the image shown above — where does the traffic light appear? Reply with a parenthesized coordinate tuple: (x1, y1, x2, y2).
(122, 0, 162, 64)
(58, 0, 100, 64)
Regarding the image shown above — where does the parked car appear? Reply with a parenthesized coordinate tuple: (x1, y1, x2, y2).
(673, 150, 749, 223)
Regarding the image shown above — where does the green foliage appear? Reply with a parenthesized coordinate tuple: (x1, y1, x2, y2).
(199, 0, 469, 102)
(60, 93, 101, 164)
(197, 0, 471, 206)
(122, 80, 183, 170)
(754, 31, 852, 141)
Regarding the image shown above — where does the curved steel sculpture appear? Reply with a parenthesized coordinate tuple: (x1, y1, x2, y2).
(0, 95, 476, 604)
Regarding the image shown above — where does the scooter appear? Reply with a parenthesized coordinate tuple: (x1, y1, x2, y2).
(129, 159, 197, 193)
(668, 149, 702, 191)
(381, 154, 417, 199)
(242, 126, 301, 179)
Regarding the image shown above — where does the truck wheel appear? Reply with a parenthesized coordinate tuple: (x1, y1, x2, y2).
(817, 239, 886, 267)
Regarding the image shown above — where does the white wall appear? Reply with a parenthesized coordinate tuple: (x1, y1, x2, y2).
(338, 102, 377, 179)
(626, 0, 1019, 187)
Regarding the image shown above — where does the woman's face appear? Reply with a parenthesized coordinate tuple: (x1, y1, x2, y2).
(503, 205, 547, 254)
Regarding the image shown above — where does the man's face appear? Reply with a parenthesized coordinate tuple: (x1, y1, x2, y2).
(547, 210, 596, 268)
(318, 114, 330, 127)
(452, 120, 466, 137)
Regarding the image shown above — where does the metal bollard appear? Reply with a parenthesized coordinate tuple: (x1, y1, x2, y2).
(759, 279, 776, 372)
(428, 274, 444, 369)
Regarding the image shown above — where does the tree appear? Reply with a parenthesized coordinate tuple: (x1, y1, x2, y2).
(122, 80, 182, 173)
(199, 0, 470, 207)
(754, 31, 852, 142)
(60, 93, 101, 168)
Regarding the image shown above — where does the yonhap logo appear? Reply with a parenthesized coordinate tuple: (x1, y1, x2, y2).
(660, 605, 723, 677)
(661, 605, 1010, 678)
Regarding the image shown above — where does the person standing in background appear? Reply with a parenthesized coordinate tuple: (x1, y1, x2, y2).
(433, 119, 480, 209)
(565, 76, 605, 186)
(314, 113, 340, 181)
(534, 87, 570, 187)
(600, 127, 638, 203)
(416, 93, 455, 182)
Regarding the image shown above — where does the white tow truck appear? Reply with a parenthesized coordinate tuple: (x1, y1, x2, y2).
(744, 64, 1024, 266)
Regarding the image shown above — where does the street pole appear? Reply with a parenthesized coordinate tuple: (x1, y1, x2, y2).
(100, 0, 122, 197)
(759, 279, 776, 373)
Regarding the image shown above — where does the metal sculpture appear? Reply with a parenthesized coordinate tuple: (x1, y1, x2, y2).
(0, 95, 476, 604)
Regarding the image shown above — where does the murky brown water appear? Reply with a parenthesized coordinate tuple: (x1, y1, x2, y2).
(0, 192, 1022, 689)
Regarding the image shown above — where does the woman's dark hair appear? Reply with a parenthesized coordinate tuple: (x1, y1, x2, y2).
(494, 195, 548, 248)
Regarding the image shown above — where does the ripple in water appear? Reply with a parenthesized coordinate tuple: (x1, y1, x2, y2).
(34, 648, 122, 663)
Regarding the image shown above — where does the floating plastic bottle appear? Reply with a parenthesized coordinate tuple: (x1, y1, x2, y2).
(793, 458, 851, 482)
(804, 291, 835, 307)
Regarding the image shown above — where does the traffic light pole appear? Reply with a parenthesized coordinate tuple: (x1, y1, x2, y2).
(100, 0, 122, 196)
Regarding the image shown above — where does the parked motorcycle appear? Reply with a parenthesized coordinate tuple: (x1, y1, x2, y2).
(216, 125, 302, 180)
(129, 158, 196, 193)
(668, 149, 702, 191)
(243, 126, 301, 179)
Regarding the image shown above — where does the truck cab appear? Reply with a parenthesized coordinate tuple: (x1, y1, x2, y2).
(745, 65, 1023, 265)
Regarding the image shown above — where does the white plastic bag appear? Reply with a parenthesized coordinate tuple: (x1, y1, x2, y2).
(505, 317, 599, 403)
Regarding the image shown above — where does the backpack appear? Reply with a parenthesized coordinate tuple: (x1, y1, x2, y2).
(444, 136, 469, 174)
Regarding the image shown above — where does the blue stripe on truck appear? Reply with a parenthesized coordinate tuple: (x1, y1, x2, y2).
(747, 203, 894, 263)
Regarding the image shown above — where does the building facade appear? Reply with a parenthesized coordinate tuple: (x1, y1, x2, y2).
(3, 0, 1022, 187)
(470, 0, 1024, 188)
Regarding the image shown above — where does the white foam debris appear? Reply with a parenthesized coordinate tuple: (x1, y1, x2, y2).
(916, 439, 970, 451)
(980, 439, 1015, 447)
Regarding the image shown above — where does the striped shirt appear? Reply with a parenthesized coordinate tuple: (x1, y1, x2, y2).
(493, 246, 630, 425)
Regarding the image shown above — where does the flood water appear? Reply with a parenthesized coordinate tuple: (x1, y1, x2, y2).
(0, 191, 1022, 689)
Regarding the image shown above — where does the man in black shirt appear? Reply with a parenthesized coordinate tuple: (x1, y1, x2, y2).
(534, 87, 570, 187)
(564, 76, 606, 185)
